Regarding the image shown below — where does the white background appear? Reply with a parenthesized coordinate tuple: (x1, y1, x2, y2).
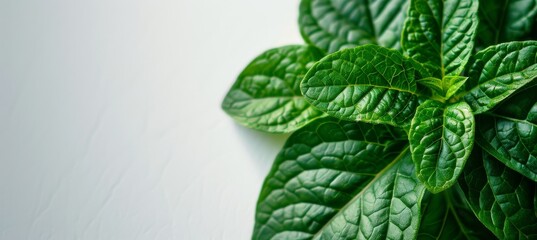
(0, 0, 302, 239)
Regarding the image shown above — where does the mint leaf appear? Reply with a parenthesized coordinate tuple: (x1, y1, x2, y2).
(463, 41, 537, 113)
(301, 44, 430, 126)
(459, 150, 537, 239)
(476, 0, 537, 49)
(402, 0, 479, 77)
(417, 77, 445, 96)
(443, 76, 469, 100)
(409, 100, 475, 193)
(418, 188, 496, 239)
(253, 118, 425, 239)
(418, 76, 468, 100)
(299, 0, 408, 53)
(476, 85, 537, 181)
(222, 45, 326, 133)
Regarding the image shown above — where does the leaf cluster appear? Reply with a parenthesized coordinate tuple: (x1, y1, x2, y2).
(222, 0, 537, 239)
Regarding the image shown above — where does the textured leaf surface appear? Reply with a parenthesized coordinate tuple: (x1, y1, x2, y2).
(253, 118, 426, 240)
(299, 0, 408, 53)
(476, 85, 537, 181)
(417, 76, 468, 100)
(402, 0, 478, 77)
(459, 150, 537, 239)
(409, 100, 474, 193)
(301, 44, 429, 126)
(476, 0, 537, 50)
(463, 41, 537, 113)
(222, 45, 325, 133)
(418, 188, 496, 239)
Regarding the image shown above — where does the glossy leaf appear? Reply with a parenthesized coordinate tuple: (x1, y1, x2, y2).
(417, 77, 444, 96)
(299, 0, 408, 53)
(221, 45, 325, 133)
(409, 100, 475, 193)
(417, 188, 496, 239)
(301, 44, 430, 126)
(253, 118, 426, 240)
(476, 0, 537, 50)
(402, 0, 478, 77)
(463, 41, 537, 113)
(443, 76, 469, 100)
(476, 85, 537, 181)
(418, 76, 468, 100)
(459, 150, 537, 239)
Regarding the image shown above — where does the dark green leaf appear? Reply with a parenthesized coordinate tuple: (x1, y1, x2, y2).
(418, 188, 496, 239)
(476, 85, 537, 181)
(459, 150, 537, 239)
(253, 118, 426, 240)
(301, 44, 430, 126)
(409, 100, 475, 193)
(299, 0, 408, 53)
(476, 0, 537, 50)
(402, 0, 479, 77)
(222, 45, 326, 133)
(463, 41, 537, 114)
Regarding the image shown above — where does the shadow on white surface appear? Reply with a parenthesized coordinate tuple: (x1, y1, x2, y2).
(231, 123, 290, 176)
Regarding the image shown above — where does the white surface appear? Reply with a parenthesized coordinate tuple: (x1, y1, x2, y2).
(0, 0, 301, 239)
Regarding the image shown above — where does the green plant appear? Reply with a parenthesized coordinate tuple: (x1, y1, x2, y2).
(222, 0, 537, 239)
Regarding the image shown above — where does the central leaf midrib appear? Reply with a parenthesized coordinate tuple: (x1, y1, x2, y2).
(261, 140, 404, 202)
(364, 0, 378, 45)
(445, 190, 474, 238)
(484, 159, 528, 237)
(483, 112, 537, 128)
(308, 83, 417, 96)
(320, 0, 377, 48)
(311, 147, 410, 239)
(432, 105, 447, 187)
(439, 0, 446, 77)
(461, 61, 537, 100)
(496, 0, 511, 43)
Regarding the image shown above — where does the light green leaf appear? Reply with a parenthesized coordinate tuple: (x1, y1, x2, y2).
(476, 0, 537, 50)
(221, 45, 326, 133)
(402, 0, 479, 77)
(463, 41, 537, 114)
(459, 150, 537, 239)
(417, 77, 444, 96)
(476, 85, 537, 181)
(301, 44, 430, 126)
(299, 0, 408, 53)
(253, 118, 426, 240)
(409, 100, 475, 193)
(444, 76, 469, 99)
(418, 76, 468, 100)
(417, 188, 496, 239)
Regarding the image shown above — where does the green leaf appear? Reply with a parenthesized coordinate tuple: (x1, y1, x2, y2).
(402, 0, 479, 77)
(476, 0, 537, 50)
(476, 85, 537, 181)
(409, 100, 475, 193)
(253, 118, 426, 240)
(444, 76, 469, 100)
(418, 76, 468, 100)
(221, 45, 326, 133)
(299, 0, 408, 53)
(463, 41, 537, 114)
(417, 77, 445, 96)
(459, 150, 537, 239)
(301, 44, 430, 126)
(417, 188, 496, 239)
